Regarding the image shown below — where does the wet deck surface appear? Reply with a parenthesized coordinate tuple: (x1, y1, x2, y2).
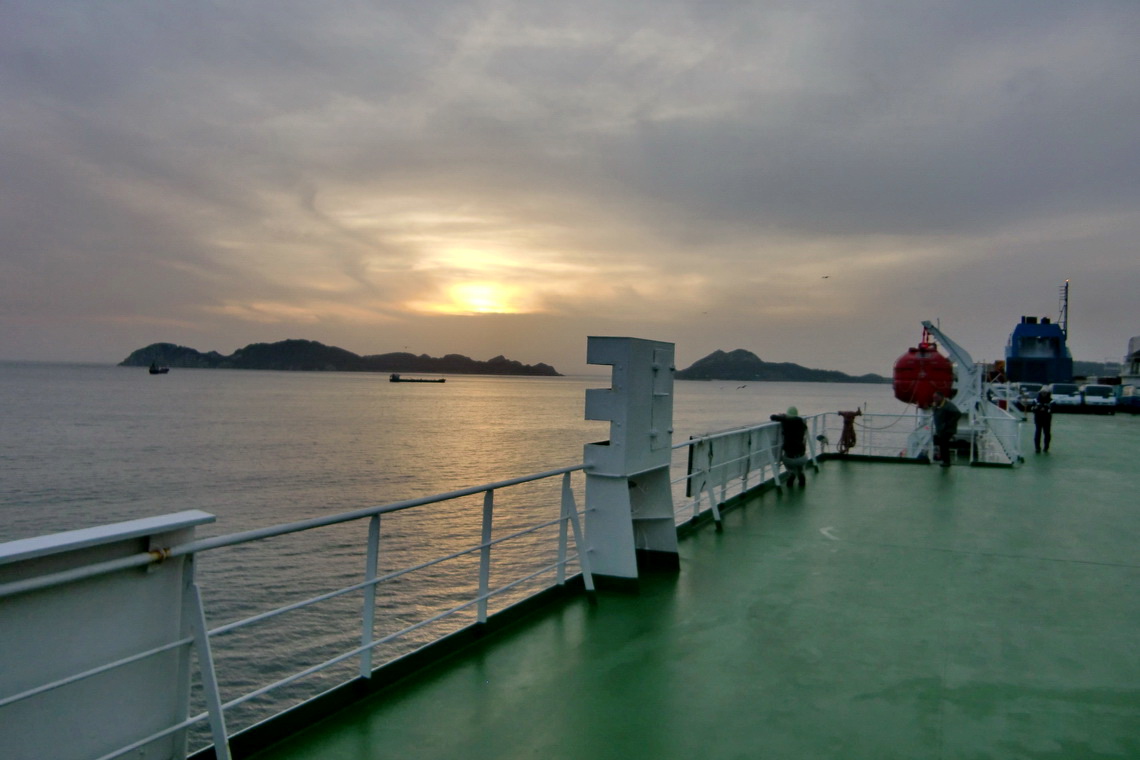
(253, 415, 1140, 759)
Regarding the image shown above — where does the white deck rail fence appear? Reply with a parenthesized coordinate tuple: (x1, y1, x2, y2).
(1, 340, 1021, 760)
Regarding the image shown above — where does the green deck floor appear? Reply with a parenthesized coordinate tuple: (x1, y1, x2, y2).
(254, 415, 1140, 759)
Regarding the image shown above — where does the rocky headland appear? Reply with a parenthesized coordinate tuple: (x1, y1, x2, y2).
(120, 339, 562, 376)
(675, 349, 887, 383)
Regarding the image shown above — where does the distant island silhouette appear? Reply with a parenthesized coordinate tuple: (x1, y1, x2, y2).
(120, 340, 562, 376)
(676, 349, 888, 383)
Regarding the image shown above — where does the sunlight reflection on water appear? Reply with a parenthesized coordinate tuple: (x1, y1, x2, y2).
(0, 364, 901, 541)
(1, 363, 904, 743)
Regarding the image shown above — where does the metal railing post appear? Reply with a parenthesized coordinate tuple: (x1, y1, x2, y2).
(558, 478, 569, 585)
(690, 444, 710, 519)
(741, 432, 751, 493)
(808, 416, 819, 466)
(188, 581, 231, 760)
(704, 478, 723, 528)
(478, 490, 494, 623)
(359, 514, 380, 678)
(560, 472, 595, 592)
(690, 468, 703, 519)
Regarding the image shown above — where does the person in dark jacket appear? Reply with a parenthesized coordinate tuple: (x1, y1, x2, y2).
(770, 406, 809, 487)
(1032, 389, 1054, 453)
(932, 391, 961, 467)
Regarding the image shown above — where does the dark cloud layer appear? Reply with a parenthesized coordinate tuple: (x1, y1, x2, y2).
(2, 0, 1137, 372)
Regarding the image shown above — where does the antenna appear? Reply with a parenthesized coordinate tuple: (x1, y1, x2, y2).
(1058, 280, 1069, 338)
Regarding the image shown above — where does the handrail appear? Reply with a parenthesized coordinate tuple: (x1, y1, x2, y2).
(94, 712, 212, 760)
(0, 464, 586, 599)
(0, 637, 193, 709)
(175, 464, 585, 556)
(5, 405, 1021, 760)
(670, 417, 807, 524)
(3, 416, 786, 760)
(218, 550, 582, 714)
(208, 515, 568, 639)
(1, 463, 594, 760)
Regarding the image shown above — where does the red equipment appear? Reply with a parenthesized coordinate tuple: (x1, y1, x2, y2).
(893, 329, 953, 409)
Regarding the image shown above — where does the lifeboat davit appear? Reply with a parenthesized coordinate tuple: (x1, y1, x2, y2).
(893, 336, 953, 409)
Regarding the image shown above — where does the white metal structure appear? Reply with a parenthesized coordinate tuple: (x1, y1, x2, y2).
(682, 422, 783, 527)
(0, 470, 596, 760)
(0, 512, 218, 760)
(583, 336, 678, 581)
(918, 320, 1023, 465)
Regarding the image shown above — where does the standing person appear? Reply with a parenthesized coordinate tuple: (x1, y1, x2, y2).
(770, 406, 809, 487)
(931, 391, 961, 467)
(1032, 389, 1054, 453)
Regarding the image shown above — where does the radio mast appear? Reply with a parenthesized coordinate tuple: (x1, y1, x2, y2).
(1058, 280, 1069, 338)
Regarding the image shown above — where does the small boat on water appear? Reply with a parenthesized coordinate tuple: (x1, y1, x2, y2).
(389, 373, 444, 383)
(148, 362, 170, 375)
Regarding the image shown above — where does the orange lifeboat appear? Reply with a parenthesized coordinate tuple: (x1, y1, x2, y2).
(893, 332, 953, 409)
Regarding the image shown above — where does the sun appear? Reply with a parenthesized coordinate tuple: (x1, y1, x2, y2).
(411, 282, 532, 315)
(451, 283, 510, 313)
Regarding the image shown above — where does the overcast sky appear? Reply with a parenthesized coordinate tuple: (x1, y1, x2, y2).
(3, 1, 1137, 375)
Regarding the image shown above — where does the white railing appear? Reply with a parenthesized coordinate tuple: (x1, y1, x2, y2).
(816, 411, 925, 459)
(0, 467, 593, 760)
(971, 401, 1024, 465)
(668, 408, 1022, 519)
(668, 415, 826, 525)
(810, 408, 1022, 465)
(2, 408, 1024, 760)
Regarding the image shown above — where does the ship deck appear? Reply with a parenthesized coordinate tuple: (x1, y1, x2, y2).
(252, 415, 1140, 760)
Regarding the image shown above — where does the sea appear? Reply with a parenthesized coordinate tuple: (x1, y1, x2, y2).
(0, 362, 907, 544)
(0, 361, 906, 745)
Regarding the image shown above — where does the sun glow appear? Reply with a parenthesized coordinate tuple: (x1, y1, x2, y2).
(452, 283, 508, 313)
(411, 282, 535, 315)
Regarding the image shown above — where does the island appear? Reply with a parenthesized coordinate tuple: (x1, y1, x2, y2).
(119, 340, 562, 376)
(675, 349, 888, 383)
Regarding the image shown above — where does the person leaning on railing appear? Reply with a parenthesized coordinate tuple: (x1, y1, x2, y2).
(770, 406, 809, 487)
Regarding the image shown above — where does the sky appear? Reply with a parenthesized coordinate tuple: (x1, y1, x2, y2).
(2, 1, 1138, 376)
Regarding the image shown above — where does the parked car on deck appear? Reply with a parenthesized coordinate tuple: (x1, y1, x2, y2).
(1079, 384, 1116, 413)
(1014, 382, 1043, 411)
(1045, 383, 1082, 409)
(1118, 386, 1140, 414)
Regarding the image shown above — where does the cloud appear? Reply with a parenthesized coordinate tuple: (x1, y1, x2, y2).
(2, 0, 1138, 373)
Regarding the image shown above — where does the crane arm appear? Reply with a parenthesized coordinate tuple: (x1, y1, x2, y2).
(920, 320, 976, 371)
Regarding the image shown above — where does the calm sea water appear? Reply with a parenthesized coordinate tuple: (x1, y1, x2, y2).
(0, 361, 902, 743)
(0, 362, 902, 543)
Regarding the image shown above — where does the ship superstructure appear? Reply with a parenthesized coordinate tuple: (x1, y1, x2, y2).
(1004, 282, 1074, 384)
